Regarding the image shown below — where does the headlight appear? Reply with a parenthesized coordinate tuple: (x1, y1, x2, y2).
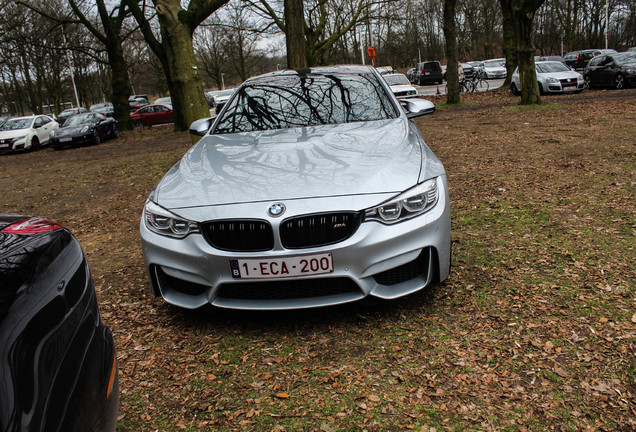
(80, 125, 90, 134)
(11, 135, 26, 143)
(546, 77, 559, 84)
(626, 68, 636, 75)
(144, 201, 199, 238)
(365, 178, 439, 224)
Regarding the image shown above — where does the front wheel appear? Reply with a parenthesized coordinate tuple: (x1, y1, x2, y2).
(584, 75, 591, 89)
(30, 136, 40, 150)
(614, 73, 625, 89)
(134, 120, 146, 129)
(92, 129, 101, 145)
(475, 79, 489, 92)
(510, 82, 520, 95)
(111, 124, 119, 138)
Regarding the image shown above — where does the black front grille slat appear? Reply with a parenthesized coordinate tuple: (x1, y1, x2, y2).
(201, 220, 273, 251)
(217, 278, 359, 300)
(280, 212, 362, 249)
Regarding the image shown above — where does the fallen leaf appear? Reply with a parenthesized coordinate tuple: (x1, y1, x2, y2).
(275, 392, 290, 399)
(368, 394, 381, 402)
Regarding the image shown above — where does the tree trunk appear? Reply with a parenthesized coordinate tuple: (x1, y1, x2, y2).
(154, 1, 211, 131)
(443, 0, 460, 104)
(514, 7, 542, 104)
(284, 0, 306, 68)
(107, 42, 133, 130)
(499, 0, 517, 87)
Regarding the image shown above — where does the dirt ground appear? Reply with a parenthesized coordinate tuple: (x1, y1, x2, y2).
(1, 88, 634, 431)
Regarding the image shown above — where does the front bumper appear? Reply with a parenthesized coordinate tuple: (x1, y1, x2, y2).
(140, 177, 451, 310)
(50, 133, 94, 148)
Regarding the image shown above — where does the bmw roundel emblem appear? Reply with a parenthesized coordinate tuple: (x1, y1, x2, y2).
(268, 203, 285, 217)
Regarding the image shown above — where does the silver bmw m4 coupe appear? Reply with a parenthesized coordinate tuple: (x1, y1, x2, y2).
(140, 65, 451, 310)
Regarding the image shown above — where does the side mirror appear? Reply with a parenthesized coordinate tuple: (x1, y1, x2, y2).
(401, 99, 436, 119)
(189, 117, 214, 136)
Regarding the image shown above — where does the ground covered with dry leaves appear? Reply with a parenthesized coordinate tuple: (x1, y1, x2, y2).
(1, 89, 634, 431)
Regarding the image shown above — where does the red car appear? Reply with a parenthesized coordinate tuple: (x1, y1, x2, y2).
(130, 104, 174, 128)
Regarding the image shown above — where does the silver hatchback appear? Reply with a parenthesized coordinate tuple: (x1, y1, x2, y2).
(140, 65, 451, 310)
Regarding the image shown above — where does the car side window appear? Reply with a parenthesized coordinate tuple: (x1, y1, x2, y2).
(34, 117, 44, 128)
(155, 106, 166, 112)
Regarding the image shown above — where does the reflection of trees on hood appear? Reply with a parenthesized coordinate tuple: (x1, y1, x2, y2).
(215, 73, 397, 134)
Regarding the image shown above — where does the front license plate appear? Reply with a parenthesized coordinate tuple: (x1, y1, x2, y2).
(0, 143, 8, 148)
(230, 253, 333, 279)
(60, 137, 72, 142)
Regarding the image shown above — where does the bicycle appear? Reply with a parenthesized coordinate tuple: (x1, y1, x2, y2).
(470, 71, 489, 92)
(444, 78, 473, 94)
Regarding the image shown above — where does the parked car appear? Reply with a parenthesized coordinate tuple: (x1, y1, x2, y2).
(481, 60, 507, 79)
(0, 115, 58, 153)
(405, 68, 417, 83)
(0, 116, 12, 128)
(383, 73, 418, 98)
(50, 112, 119, 149)
(440, 65, 447, 81)
(537, 55, 566, 65)
(627, 47, 636, 52)
(564, 49, 617, 71)
(414, 61, 444, 85)
(154, 96, 172, 107)
(510, 61, 584, 95)
(140, 65, 450, 311)
(90, 102, 114, 117)
(461, 63, 477, 79)
(0, 214, 118, 431)
(129, 99, 149, 112)
(584, 52, 636, 89)
(58, 107, 89, 124)
(208, 88, 236, 113)
(130, 103, 174, 128)
(375, 66, 395, 75)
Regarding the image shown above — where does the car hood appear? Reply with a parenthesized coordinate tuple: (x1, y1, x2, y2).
(0, 129, 30, 139)
(539, 71, 581, 80)
(154, 118, 436, 210)
(56, 125, 90, 136)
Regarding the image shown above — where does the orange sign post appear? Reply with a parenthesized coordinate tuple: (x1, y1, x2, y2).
(367, 46, 376, 67)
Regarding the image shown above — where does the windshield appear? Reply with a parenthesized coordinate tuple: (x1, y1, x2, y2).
(484, 61, 501, 68)
(384, 74, 410, 86)
(64, 114, 94, 126)
(536, 62, 571, 73)
(214, 73, 397, 134)
(1, 118, 32, 131)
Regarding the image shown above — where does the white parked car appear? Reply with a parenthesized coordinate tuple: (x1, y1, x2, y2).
(510, 61, 584, 95)
(0, 115, 59, 153)
(383, 73, 418, 98)
(207, 88, 237, 114)
(482, 60, 507, 79)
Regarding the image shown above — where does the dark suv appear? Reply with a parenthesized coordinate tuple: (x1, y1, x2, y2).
(414, 61, 443, 85)
(564, 49, 616, 71)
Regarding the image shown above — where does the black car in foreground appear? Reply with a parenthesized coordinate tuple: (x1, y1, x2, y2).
(0, 214, 118, 431)
(50, 112, 119, 150)
(584, 52, 636, 89)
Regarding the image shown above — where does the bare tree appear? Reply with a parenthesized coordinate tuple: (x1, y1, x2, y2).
(444, 0, 460, 103)
(501, 0, 546, 104)
(16, 0, 136, 129)
(125, 0, 229, 132)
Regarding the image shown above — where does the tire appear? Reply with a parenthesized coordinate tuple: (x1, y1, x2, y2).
(419, 77, 425, 86)
(510, 82, 520, 95)
(30, 136, 40, 150)
(475, 79, 489, 92)
(134, 120, 146, 129)
(614, 73, 625, 89)
(111, 124, 119, 138)
(92, 129, 101, 145)
(584, 75, 591, 89)
(538, 82, 544, 95)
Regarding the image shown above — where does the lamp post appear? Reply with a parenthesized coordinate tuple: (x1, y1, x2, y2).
(62, 29, 81, 109)
(221, 73, 225, 90)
